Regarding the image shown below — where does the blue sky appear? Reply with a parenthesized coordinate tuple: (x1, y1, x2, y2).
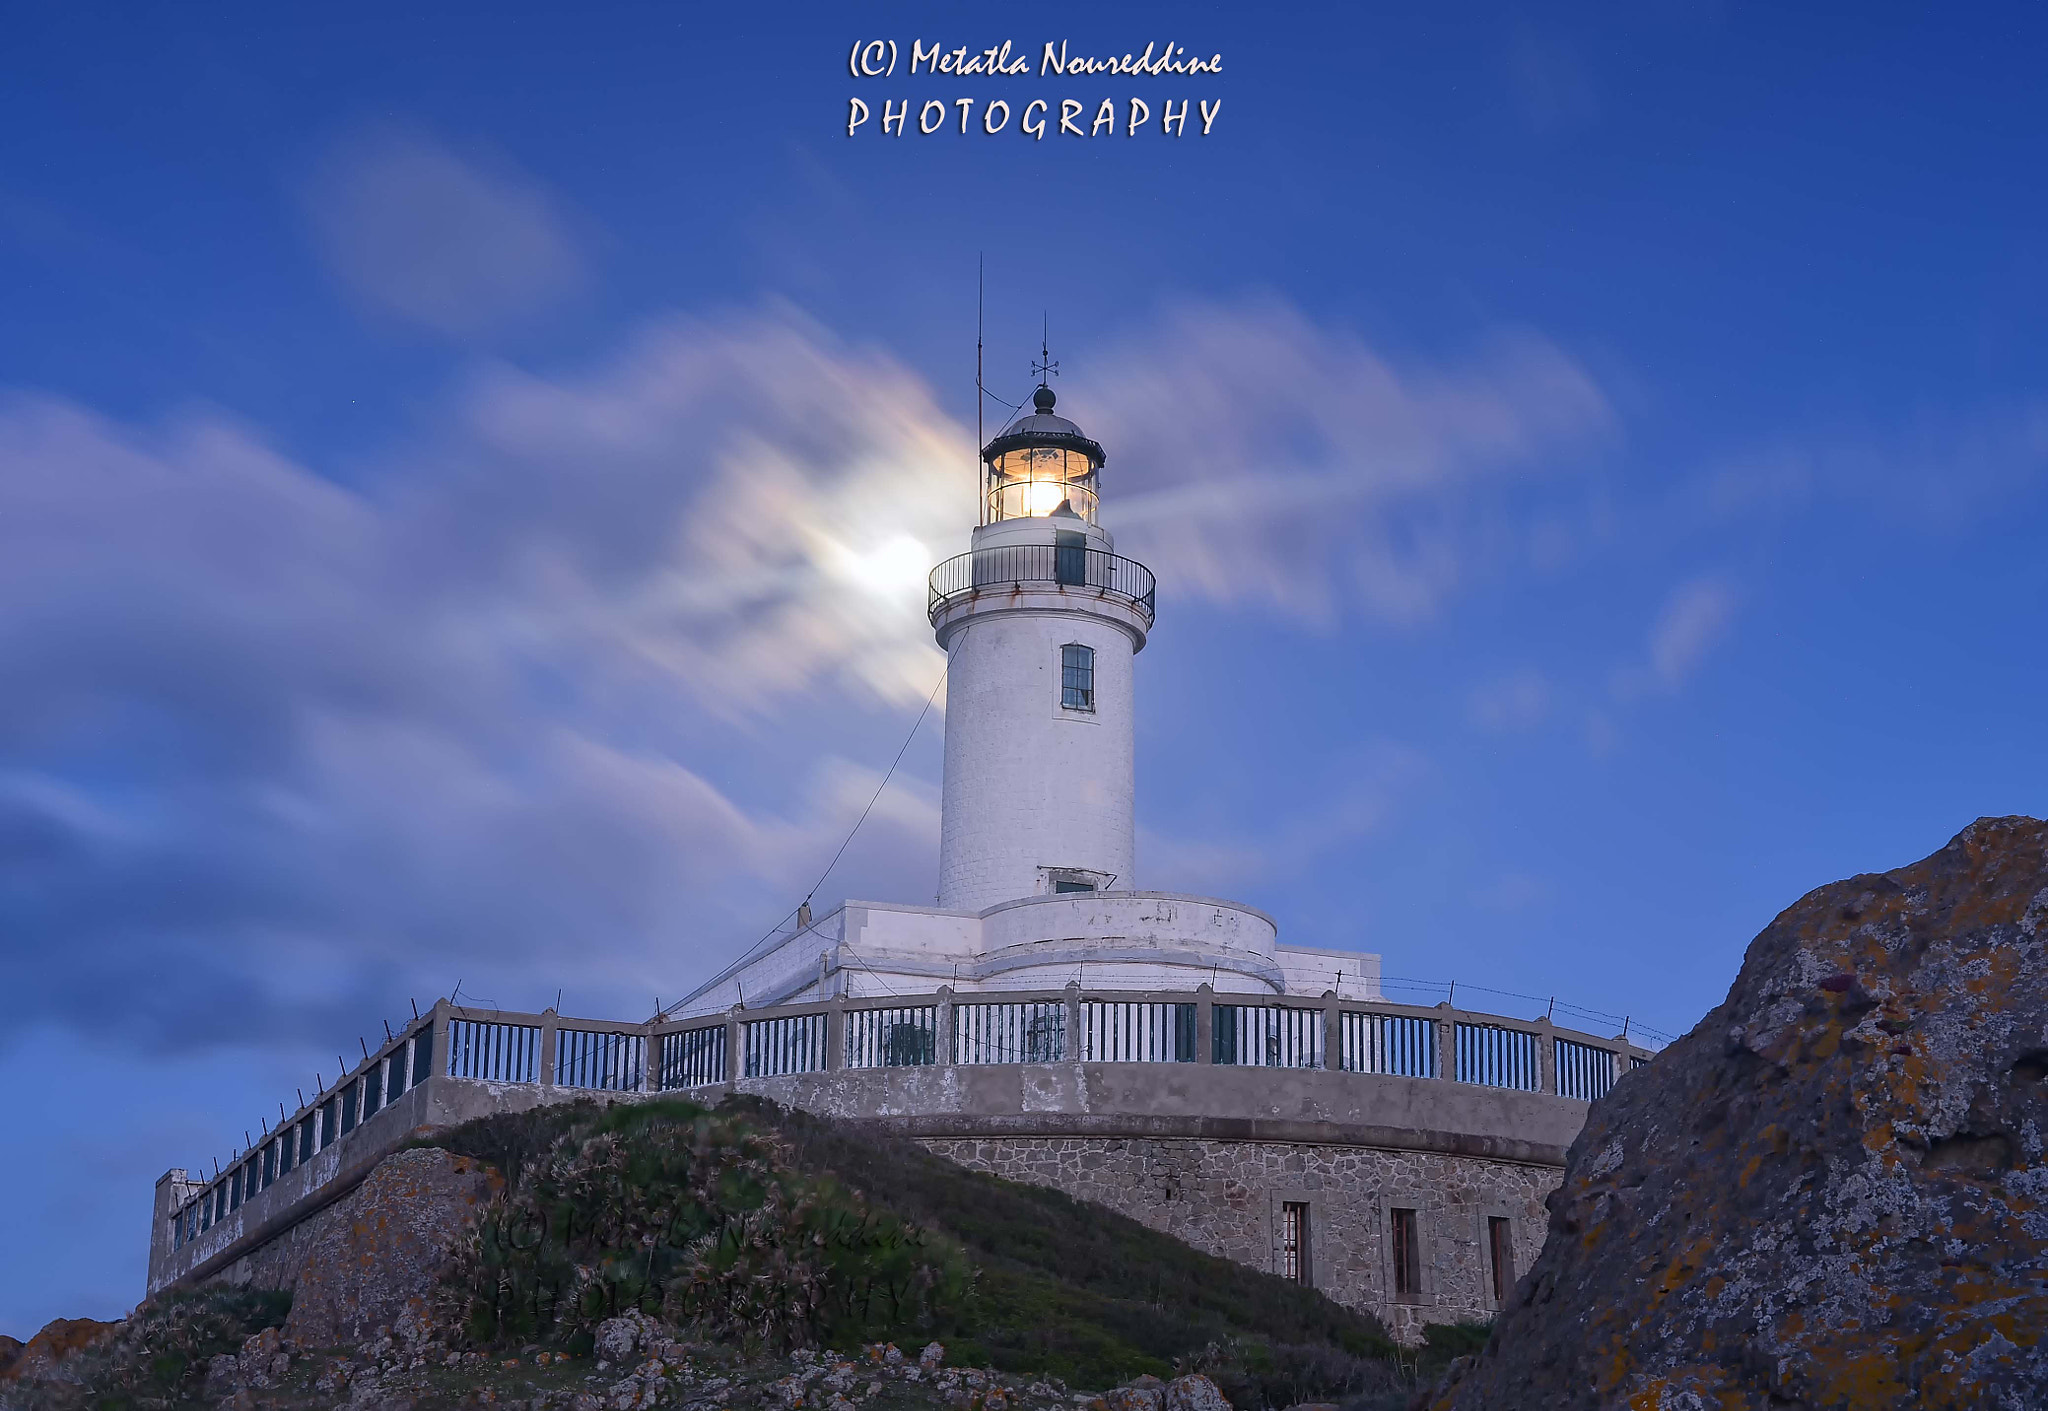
(4, 1, 2046, 1334)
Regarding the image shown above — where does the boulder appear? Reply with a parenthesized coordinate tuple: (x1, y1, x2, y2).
(1093, 1374, 1165, 1411)
(1430, 816, 2048, 1410)
(1163, 1375, 1229, 1411)
(283, 1146, 501, 1350)
(0, 1338, 20, 1378)
(592, 1311, 665, 1368)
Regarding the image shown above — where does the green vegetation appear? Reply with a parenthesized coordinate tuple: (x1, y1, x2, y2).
(38, 1288, 290, 1411)
(429, 1099, 970, 1355)
(16, 1101, 1488, 1411)
(424, 1097, 1427, 1402)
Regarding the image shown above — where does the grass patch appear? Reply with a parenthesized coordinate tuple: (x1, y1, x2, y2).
(424, 1097, 1410, 1399)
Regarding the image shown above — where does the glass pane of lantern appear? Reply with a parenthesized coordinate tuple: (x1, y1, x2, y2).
(988, 447, 1100, 522)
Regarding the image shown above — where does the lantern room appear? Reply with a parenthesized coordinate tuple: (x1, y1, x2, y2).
(981, 385, 1106, 524)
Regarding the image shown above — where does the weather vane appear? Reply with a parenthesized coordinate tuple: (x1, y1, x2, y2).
(1033, 313, 1059, 388)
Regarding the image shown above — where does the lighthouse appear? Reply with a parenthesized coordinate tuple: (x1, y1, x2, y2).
(929, 382, 1155, 912)
(674, 360, 1381, 1009)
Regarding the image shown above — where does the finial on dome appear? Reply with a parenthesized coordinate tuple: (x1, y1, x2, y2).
(1032, 314, 1059, 398)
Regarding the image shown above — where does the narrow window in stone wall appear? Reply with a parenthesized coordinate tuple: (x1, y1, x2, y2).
(341, 1081, 359, 1135)
(1061, 643, 1094, 711)
(389, 1045, 408, 1097)
(1280, 1202, 1312, 1285)
(299, 1115, 316, 1164)
(320, 1098, 338, 1149)
(364, 1064, 383, 1119)
(1391, 1207, 1421, 1301)
(229, 1167, 242, 1212)
(262, 1141, 276, 1190)
(1489, 1217, 1514, 1305)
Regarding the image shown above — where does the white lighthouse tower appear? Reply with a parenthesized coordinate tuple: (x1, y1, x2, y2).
(931, 381, 1152, 912)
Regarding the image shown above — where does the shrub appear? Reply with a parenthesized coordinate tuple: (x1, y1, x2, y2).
(436, 1099, 971, 1354)
(33, 1287, 291, 1411)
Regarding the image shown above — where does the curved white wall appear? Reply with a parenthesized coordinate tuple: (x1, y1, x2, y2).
(935, 522, 1142, 911)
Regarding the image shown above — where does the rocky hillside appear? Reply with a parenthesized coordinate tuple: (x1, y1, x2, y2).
(4, 1097, 1481, 1411)
(1429, 816, 2048, 1410)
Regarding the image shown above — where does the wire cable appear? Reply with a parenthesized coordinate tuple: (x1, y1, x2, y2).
(662, 640, 957, 1020)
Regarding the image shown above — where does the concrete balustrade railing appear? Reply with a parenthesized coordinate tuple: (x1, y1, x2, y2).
(151, 986, 1655, 1298)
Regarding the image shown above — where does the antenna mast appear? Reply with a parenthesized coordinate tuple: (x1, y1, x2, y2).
(976, 254, 985, 525)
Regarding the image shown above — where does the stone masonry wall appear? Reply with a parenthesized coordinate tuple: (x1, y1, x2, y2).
(919, 1136, 1560, 1341)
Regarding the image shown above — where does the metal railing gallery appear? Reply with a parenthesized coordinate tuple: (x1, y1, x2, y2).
(927, 545, 1157, 621)
(166, 984, 1653, 1270)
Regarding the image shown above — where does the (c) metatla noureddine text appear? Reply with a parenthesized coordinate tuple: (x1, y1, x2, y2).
(846, 39, 1223, 139)
(849, 39, 1223, 79)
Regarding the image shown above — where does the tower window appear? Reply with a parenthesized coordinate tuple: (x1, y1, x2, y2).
(1061, 643, 1094, 711)
(1281, 1202, 1312, 1285)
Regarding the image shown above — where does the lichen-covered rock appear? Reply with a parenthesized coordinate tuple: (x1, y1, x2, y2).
(283, 1147, 501, 1350)
(1162, 1375, 1229, 1411)
(1431, 816, 2048, 1410)
(0, 1318, 118, 1384)
(592, 1312, 666, 1368)
(1091, 1374, 1165, 1411)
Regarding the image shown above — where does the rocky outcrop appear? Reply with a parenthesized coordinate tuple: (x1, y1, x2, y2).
(201, 1325, 291, 1398)
(0, 1318, 117, 1385)
(1431, 816, 2048, 1410)
(281, 1146, 500, 1350)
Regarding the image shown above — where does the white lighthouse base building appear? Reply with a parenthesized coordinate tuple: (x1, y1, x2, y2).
(681, 891, 1385, 1014)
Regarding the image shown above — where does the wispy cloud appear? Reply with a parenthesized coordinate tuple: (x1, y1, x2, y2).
(1142, 742, 1430, 896)
(1611, 576, 1738, 700)
(1681, 400, 2048, 535)
(0, 309, 964, 1054)
(301, 125, 590, 338)
(1081, 300, 1615, 623)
